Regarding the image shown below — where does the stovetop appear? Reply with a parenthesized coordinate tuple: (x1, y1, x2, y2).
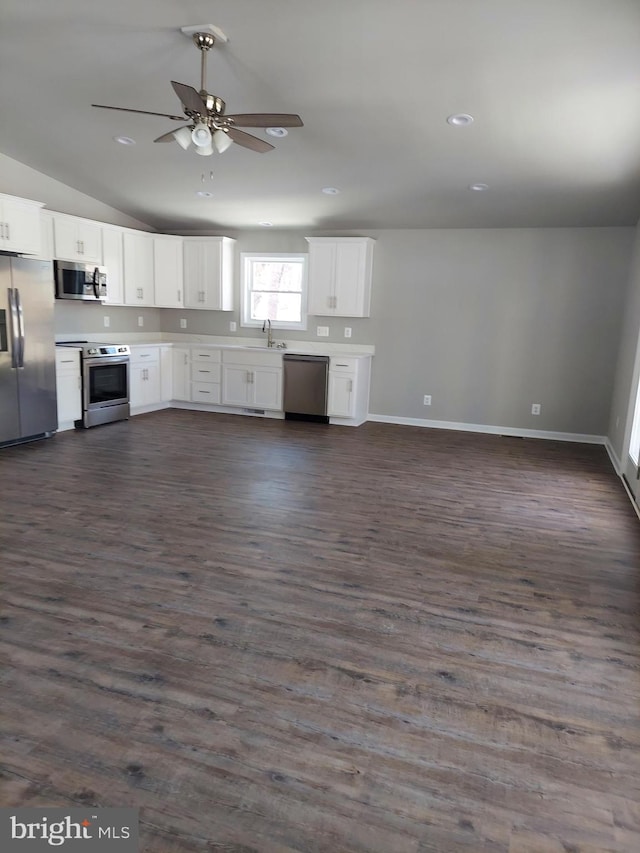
(57, 341, 130, 358)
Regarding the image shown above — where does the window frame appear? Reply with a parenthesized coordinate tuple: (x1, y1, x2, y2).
(240, 252, 308, 331)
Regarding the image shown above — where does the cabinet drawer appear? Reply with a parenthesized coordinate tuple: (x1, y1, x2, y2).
(192, 382, 221, 404)
(330, 357, 357, 373)
(55, 349, 80, 372)
(191, 363, 221, 383)
(192, 348, 222, 364)
(131, 346, 160, 365)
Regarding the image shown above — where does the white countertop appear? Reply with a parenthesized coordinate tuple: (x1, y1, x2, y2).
(56, 333, 374, 358)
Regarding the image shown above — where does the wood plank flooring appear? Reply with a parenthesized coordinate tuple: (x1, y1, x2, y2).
(1, 410, 640, 852)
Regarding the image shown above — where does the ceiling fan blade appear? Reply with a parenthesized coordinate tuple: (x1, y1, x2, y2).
(154, 126, 191, 143)
(92, 104, 185, 121)
(171, 81, 207, 115)
(226, 113, 304, 128)
(226, 128, 275, 153)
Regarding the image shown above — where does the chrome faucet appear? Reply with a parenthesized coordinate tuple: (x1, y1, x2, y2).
(262, 319, 274, 348)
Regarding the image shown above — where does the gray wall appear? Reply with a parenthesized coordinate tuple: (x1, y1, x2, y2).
(608, 222, 640, 461)
(164, 227, 633, 436)
(54, 302, 162, 338)
(0, 153, 152, 230)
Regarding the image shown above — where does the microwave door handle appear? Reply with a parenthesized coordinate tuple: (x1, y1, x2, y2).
(15, 288, 25, 367)
(8, 288, 19, 368)
(92, 267, 100, 299)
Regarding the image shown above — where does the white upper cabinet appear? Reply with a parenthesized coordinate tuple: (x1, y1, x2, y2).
(183, 237, 235, 311)
(52, 213, 102, 264)
(123, 230, 154, 306)
(0, 194, 44, 255)
(101, 227, 125, 305)
(306, 237, 375, 317)
(154, 235, 184, 308)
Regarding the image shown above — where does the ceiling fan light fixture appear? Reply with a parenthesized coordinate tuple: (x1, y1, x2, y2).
(173, 127, 193, 150)
(192, 122, 212, 147)
(194, 141, 214, 156)
(212, 129, 233, 153)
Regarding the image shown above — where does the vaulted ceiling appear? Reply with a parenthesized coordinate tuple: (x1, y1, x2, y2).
(2, 0, 640, 231)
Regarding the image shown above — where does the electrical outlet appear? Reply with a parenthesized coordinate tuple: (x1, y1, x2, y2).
(180, 318, 187, 329)
(229, 321, 237, 332)
(344, 327, 352, 338)
(137, 316, 144, 327)
(531, 403, 541, 415)
(317, 326, 329, 337)
(103, 316, 110, 328)
(423, 395, 432, 406)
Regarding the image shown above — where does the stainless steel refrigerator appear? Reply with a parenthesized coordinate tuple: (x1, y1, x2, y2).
(0, 256, 57, 446)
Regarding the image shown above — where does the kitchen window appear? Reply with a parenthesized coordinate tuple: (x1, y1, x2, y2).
(241, 253, 307, 330)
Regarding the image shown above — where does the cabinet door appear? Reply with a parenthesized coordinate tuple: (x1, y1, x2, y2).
(102, 228, 125, 305)
(334, 241, 368, 316)
(77, 222, 102, 264)
(53, 216, 102, 263)
(154, 236, 184, 308)
(328, 373, 355, 417)
(130, 363, 161, 407)
(56, 372, 82, 424)
(222, 365, 251, 406)
(307, 241, 336, 315)
(253, 367, 282, 410)
(1, 197, 42, 255)
(123, 232, 154, 305)
(129, 365, 146, 408)
(53, 216, 82, 261)
(172, 348, 191, 400)
(183, 241, 204, 308)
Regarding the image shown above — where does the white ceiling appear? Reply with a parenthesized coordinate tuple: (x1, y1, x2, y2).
(2, 0, 640, 232)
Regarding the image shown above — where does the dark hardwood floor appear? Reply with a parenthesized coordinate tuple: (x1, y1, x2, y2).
(2, 410, 640, 852)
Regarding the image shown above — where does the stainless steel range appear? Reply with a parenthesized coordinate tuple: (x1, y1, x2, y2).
(58, 341, 130, 428)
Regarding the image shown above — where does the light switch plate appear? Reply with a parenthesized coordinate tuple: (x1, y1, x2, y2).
(103, 316, 110, 328)
(317, 326, 329, 337)
(137, 316, 144, 327)
(229, 321, 237, 332)
(180, 318, 187, 329)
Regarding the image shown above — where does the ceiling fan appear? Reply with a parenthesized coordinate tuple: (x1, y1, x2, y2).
(92, 27, 303, 156)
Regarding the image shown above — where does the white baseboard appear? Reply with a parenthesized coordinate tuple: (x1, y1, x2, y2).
(367, 413, 606, 445)
(604, 438, 622, 473)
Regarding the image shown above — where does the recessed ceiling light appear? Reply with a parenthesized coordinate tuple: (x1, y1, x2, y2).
(196, 190, 214, 198)
(113, 135, 136, 145)
(265, 127, 288, 138)
(469, 183, 489, 191)
(259, 221, 274, 227)
(447, 114, 474, 127)
(322, 187, 341, 195)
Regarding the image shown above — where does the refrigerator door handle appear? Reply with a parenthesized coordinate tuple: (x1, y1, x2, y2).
(15, 287, 25, 368)
(8, 287, 20, 368)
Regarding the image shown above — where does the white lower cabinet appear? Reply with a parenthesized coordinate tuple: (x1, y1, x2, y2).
(129, 347, 162, 411)
(190, 348, 222, 405)
(172, 347, 191, 401)
(221, 350, 282, 410)
(328, 356, 371, 425)
(55, 348, 82, 429)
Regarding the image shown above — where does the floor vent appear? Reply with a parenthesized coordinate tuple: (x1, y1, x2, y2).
(243, 408, 266, 415)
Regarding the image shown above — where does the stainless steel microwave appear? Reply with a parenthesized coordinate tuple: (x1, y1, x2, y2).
(54, 261, 107, 301)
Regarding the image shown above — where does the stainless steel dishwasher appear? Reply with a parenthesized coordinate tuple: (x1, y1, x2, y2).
(283, 354, 330, 422)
